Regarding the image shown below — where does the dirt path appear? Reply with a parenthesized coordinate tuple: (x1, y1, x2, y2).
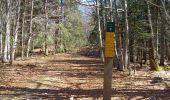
(0, 53, 169, 100)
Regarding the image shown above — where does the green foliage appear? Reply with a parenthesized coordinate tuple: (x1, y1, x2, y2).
(56, 22, 87, 52)
(34, 32, 54, 48)
(30, 0, 87, 53)
(128, 0, 151, 45)
(138, 32, 151, 41)
(54, 2, 87, 52)
(88, 9, 100, 45)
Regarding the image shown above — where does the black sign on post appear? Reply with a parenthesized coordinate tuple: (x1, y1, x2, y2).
(106, 22, 115, 32)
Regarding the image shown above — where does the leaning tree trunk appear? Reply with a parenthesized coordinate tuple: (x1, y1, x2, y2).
(3, 0, 11, 63)
(147, 1, 158, 70)
(10, 0, 21, 64)
(26, 0, 34, 58)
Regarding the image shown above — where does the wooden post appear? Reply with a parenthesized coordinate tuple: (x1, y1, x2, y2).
(103, 22, 115, 100)
(104, 58, 113, 100)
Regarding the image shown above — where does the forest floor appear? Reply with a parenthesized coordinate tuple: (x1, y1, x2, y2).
(0, 49, 170, 100)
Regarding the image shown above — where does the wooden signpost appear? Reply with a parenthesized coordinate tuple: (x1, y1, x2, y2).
(103, 22, 115, 100)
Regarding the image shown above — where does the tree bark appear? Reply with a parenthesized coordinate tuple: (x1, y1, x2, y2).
(147, 1, 158, 70)
(166, 40, 170, 62)
(55, 29, 59, 54)
(156, 13, 159, 59)
(44, 0, 48, 56)
(0, 32, 2, 59)
(26, 0, 34, 58)
(21, 0, 26, 59)
(160, 0, 170, 24)
(10, 0, 21, 64)
(96, 0, 104, 62)
(114, 0, 124, 70)
(61, 0, 64, 22)
(159, 8, 166, 66)
(123, 0, 129, 70)
(0, 5, 2, 59)
(3, 0, 11, 62)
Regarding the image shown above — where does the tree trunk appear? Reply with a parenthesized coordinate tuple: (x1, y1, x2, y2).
(96, 0, 104, 62)
(10, 0, 21, 64)
(3, 0, 11, 63)
(31, 39, 34, 51)
(27, 37, 32, 57)
(0, 8, 2, 59)
(0, 32, 2, 59)
(21, 0, 26, 59)
(114, 0, 124, 70)
(159, 3, 166, 66)
(44, 0, 48, 56)
(129, 36, 135, 63)
(26, 0, 34, 58)
(166, 40, 170, 62)
(123, 0, 129, 70)
(156, 14, 159, 59)
(147, 1, 158, 70)
(61, 0, 64, 22)
(140, 48, 143, 67)
(168, 44, 170, 62)
(55, 29, 59, 54)
(143, 47, 147, 64)
(101, 0, 106, 37)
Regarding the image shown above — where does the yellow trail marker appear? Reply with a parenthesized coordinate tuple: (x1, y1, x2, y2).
(104, 32, 115, 57)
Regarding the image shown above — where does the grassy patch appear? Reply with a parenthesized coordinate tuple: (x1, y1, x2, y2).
(156, 65, 163, 71)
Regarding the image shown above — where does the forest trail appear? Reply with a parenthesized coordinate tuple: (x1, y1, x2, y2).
(0, 53, 169, 100)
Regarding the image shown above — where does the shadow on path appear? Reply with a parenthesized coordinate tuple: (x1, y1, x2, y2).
(0, 86, 170, 100)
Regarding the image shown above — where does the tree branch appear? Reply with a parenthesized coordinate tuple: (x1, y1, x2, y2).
(160, 0, 170, 23)
(146, 0, 162, 8)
